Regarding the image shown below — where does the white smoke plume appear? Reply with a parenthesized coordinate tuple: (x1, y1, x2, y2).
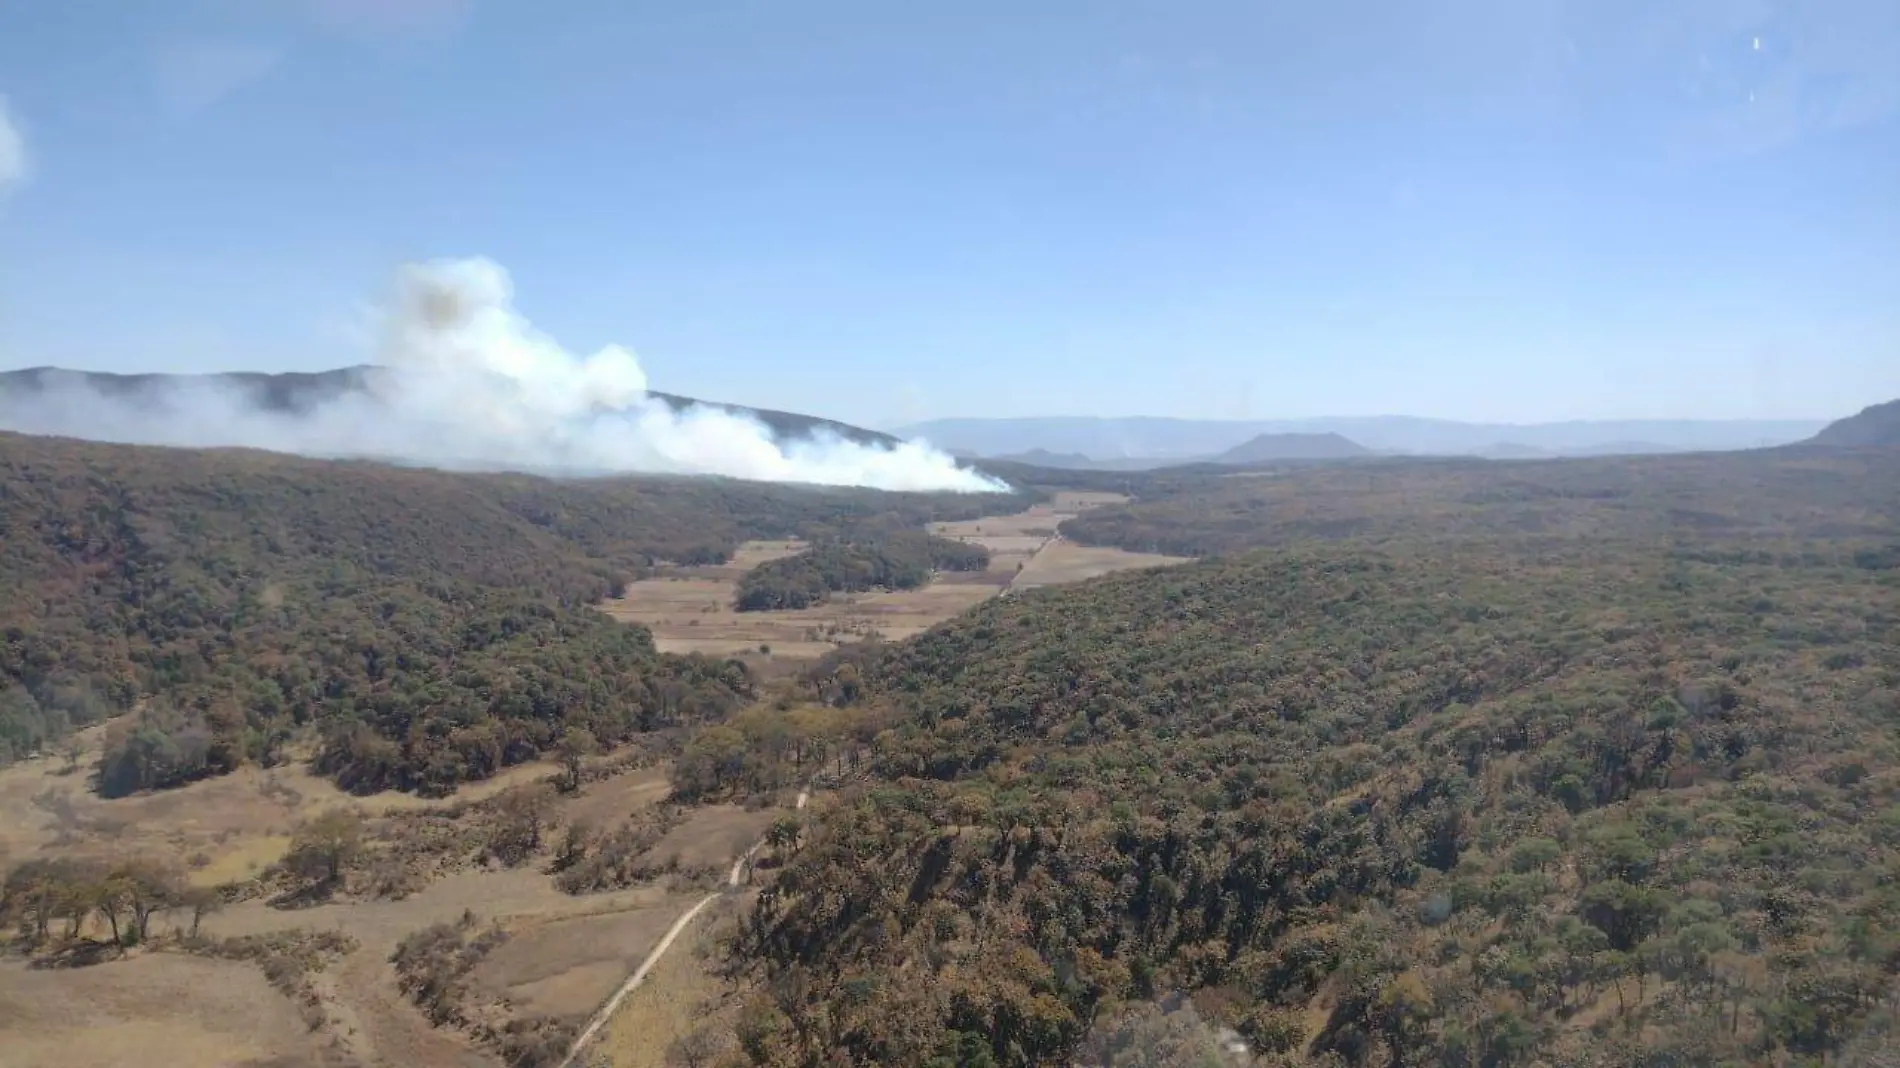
(0, 95, 27, 195)
(0, 258, 1006, 493)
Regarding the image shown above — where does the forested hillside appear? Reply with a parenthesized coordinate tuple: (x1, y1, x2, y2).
(0, 432, 1022, 793)
(735, 531, 990, 611)
(729, 448, 1900, 1068)
(1060, 452, 1900, 557)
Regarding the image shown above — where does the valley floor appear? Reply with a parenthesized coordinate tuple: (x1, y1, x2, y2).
(0, 728, 797, 1068)
(599, 491, 1186, 668)
(0, 492, 1190, 1068)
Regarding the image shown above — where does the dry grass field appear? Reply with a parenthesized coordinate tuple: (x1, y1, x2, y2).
(0, 727, 778, 1068)
(598, 899, 748, 1068)
(465, 903, 683, 1021)
(644, 805, 779, 872)
(602, 492, 1186, 664)
(0, 951, 339, 1068)
(0, 726, 561, 878)
(1010, 540, 1187, 590)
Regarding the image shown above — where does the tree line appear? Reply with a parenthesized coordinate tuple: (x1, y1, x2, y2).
(0, 807, 371, 953)
(735, 530, 990, 611)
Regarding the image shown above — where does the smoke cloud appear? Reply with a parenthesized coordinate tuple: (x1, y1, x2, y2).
(0, 257, 1005, 493)
(0, 96, 26, 195)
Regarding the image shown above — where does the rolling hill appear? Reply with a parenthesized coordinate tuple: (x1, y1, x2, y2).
(1808, 398, 1900, 448)
(1208, 431, 1371, 463)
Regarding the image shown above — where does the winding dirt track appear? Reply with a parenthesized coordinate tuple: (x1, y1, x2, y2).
(555, 789, 809, 1068)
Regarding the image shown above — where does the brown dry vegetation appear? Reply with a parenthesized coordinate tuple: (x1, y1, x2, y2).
(0, 726, 562, 880)
(599, 900, 750, 1068)
(0, 739, 771, 1068)
(0, 951, 341, 1068)
(647, 806, 781, 873)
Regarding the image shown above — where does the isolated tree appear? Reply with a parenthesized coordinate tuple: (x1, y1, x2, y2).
(116, 858, 186, 941)
(54, 861, 105, 941)
(286, 809, 367, 887)
(557, 726, 597, 792)
(488, 783, 556, 866)
(94, 868, 132, 948)
(182, 884, 223, 938)
(552, 818, 594, 873)
(766, 814, 802, 856)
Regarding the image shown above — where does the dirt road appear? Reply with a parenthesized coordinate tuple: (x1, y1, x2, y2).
(555, 789, 809, 1068)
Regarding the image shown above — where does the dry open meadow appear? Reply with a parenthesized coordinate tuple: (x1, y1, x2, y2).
(0, 724, 796, 1068)
(600, 492, 1186, 667)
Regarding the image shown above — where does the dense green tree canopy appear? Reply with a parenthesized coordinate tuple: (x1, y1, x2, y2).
(736, 448, 1900, 1068)
(0, 432, 1023, 791)
(736, 530, 990, 611)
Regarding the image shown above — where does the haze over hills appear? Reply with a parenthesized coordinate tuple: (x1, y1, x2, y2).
(13, 362, 1865, 492)
(897, 414, 1832, 460)
(0, 365, 901, 452)
(0, 258, 999, 493)
(981, 448, 1167, 472)
(993, 432, 1376, 470)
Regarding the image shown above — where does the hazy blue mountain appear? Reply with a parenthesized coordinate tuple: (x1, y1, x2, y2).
(1473, 442, 1558, 459)
(988, 448, 1189, 471)
(1209, 432, 1370, 463)
(895, 414, 1830, 459)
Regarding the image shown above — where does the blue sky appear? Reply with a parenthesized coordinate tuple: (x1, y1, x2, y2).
(1, 0, 1895, 426)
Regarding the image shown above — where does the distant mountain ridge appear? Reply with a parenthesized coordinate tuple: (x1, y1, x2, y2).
(897, 414, 1830, 459)
(0, 365, 900, 449)
(986, 449, 1184, 472)
(988, 431, 1373, 470)
(1808, 398, 1900, 447)
(1210, 431, 1370, 463)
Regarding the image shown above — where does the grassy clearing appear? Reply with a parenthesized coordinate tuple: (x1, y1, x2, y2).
(598, 901, 741, 1068)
